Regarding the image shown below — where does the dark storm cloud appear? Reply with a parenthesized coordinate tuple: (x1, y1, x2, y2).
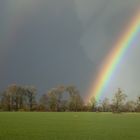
(0, 0, 94, 97)
(0, 0, 140, 99)
(80, 0, 140, 64)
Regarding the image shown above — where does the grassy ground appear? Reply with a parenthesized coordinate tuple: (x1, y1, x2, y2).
(0, 112, 140, 140)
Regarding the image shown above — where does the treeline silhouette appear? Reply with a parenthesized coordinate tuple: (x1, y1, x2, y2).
(0, 84, 140, 112)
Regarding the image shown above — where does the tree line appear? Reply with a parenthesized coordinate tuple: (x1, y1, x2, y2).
(0, 84, 140, 112)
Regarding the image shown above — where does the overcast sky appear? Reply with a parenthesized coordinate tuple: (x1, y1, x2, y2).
(0, 0, 140, 100)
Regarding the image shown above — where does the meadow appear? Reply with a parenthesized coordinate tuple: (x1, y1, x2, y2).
(0, 112, 140, 140)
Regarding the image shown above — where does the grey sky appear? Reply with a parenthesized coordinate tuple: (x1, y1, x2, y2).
(0, 0, 140, 100)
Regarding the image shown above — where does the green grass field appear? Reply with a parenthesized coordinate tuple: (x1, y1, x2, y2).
(0, 112, 140, 140)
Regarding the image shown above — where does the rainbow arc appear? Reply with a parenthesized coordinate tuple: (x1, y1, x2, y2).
(87, 11, 140, 102)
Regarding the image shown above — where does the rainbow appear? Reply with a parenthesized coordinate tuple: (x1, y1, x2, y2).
(87, 11, 140, 103)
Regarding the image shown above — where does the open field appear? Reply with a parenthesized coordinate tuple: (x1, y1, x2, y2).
(0, 112, 140, 140)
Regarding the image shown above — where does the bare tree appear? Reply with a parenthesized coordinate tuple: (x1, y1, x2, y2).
(124, 101, 136, 112)
(24, 86, 37, 111)
(112, 88, 127, 113)
(47, 89, 58, 111)
(1, 85, 16, 111)
(102, 98, 110, 112)
(7, 84, 22, 111)
(88, 96, 97, 111)
(1, 90, 11, 111)
(66, 86, 83, 111)
(136, 96, 140, 112)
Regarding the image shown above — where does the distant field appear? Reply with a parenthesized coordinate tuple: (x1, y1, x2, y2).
(0, 112, 140, 140)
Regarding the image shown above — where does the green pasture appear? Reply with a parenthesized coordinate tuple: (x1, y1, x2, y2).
(0, 112, 140, 140)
